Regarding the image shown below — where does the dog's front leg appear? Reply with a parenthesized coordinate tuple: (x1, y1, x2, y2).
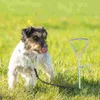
(24, 71, 36, 90)
(39, 52, 55, 81)
(8, 69, 18, 89)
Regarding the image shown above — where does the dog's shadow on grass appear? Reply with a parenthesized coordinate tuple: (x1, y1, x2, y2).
(54, 73, 100, 97)
(32, 72, 76, 95)
(31, 72, 100, 97)
(53, 72, 78, 93)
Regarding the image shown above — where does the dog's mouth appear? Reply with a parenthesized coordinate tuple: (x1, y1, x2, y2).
(34, 46, 48, 54)
(40, 46, 48, 53)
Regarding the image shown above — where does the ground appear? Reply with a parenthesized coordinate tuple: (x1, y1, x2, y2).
(0, 0, 100, 100)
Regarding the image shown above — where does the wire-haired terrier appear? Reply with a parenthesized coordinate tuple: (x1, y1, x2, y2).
(8, 26, 55, 90)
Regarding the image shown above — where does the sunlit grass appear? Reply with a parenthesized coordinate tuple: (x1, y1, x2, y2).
(0, 0, 100, 100)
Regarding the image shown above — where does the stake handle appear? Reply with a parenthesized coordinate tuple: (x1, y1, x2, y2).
(70, 38, 89, 57)
(70, 38, 89, 89)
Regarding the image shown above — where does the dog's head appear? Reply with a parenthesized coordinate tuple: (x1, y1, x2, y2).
(21, 26, 48, 54)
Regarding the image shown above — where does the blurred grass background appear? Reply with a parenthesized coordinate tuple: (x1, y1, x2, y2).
(0, 0, 100, 100)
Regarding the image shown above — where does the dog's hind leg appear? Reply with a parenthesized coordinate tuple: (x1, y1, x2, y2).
(8, 69, 18, 89)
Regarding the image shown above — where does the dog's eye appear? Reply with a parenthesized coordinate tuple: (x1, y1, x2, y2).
(33, 36, 39, 41)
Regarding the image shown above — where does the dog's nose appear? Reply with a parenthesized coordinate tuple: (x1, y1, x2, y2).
(36, 39, 45, 47)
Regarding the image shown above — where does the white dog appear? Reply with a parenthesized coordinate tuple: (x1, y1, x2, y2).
(8, 26, 55, 90)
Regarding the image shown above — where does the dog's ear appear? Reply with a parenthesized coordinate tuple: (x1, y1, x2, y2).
(21, 28, 28, 42)
(21, 26, 34, 42)
(22, 26, 33, 36)
(42, 27, 48, 39)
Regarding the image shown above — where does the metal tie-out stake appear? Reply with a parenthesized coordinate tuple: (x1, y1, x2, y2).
(70, 38, 89, 89)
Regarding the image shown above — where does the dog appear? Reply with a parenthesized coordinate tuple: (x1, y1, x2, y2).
(8, 26, 55, 90)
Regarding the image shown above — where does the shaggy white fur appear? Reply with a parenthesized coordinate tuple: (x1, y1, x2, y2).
(8, 41, 55, 90)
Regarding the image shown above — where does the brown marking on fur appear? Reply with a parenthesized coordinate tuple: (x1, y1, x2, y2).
(24, 38, 42, 51)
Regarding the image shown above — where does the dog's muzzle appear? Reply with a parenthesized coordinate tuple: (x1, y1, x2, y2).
(40, 45, 48, 54)
(34, 45, 48, 54)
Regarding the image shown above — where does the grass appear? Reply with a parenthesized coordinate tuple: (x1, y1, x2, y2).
(0, 0, 100, 100)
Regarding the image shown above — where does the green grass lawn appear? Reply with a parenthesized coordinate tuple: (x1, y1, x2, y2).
(0, 0, 100, 100)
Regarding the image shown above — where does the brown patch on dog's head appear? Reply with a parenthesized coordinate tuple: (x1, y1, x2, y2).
(21, 26, 48, 53)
